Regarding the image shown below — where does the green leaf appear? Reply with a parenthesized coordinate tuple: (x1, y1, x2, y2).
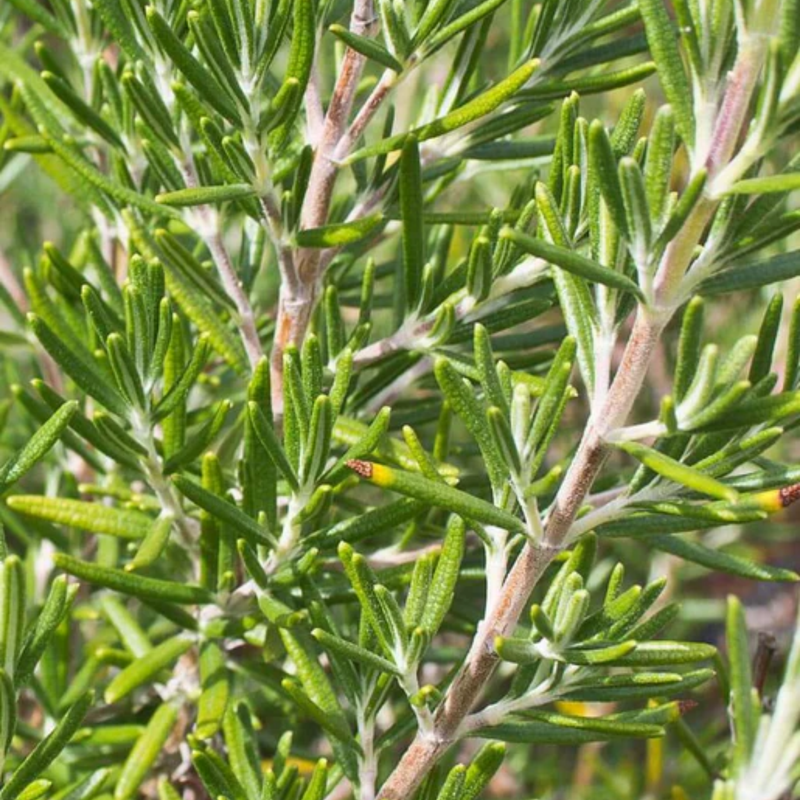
(648, 535, 798, 582)
(295, 214, 385, 247)
(324, 406, 390, 485)
(106, 333, 145, 410)
(750, 293, 783, 383)
(0, 668, 14, 758)
(616, 441, 738, 501)
(691, 391, 800, 431)
(421, 516, 465, 636)
(129, 224, 246, 373)
(28, 314, 128, 416)
(638, 0, 694, 146)
(16, 575, 75, 685)
(278, 628, 358, 779)
(92, 0, 145, 60)
(588, 121, 630, 240)
(14, 781, 51, 800)
(462, 742, 505, 800)
(563, 669, 713, 702)
(40, 130, 178, 219)
(172, 474, 274, 548)
(602, 640, 717, 666)
(727, 173, 800, 195)
(433, 357, 505, 486)
(5, 0, 62, 33)
(146, 7, 241, 124)
(701, 250, 800, 295)
(41, 72, 125, 149)
(282, 678, 356, 746)
(300, 760, 328, 800)
(53, 554, 213, 605)
(474, 324, 507, 414)
(247, 401, 299, 490)
(152, 336, 211, 422)
(466, 235, 492, 302)
(727, 596, 756, 770)
(487, 407, 521, 475)
(163, 400, 233, 474)
(329, 24, 403, 71)
(436, 765, 466, 800)
(192, 749, 249, 800)
(6, 496, 152, 539)
(619, 157, 652, 253)
(559, 641, 640, 666)
(338, 543, 395, 654)
(0, 556, 25, 680)
(220, 704, 259, 796)
(400, 136, 426, 312)
(128, 513, 176, 571)
(525, 339, 575, 473)
(475, 712, 663, 744)
(674, 297, 704, 401)
(301, 396, 333, 484)
(115, 702, 179, 800)
(347, 59, 539, 162)
(0, 401, 77, 491)
(502, 228, 644, 300)
(347, 460, 526, 533)
(311, 628, 401, 676)
(156, 184, 257, 207)
(654, 169, 707, 257)
(100, 595, 152, 658)
(0, 691, 93, 800)
(308, 497, 425, 548)
(105, 635, 194, 703)
(422, 0, 508, 55)
(267, 0, 314, 147)
(645, 105, 677, 226)
(155, 230, 234, 311)
(31, 381, 139, 470)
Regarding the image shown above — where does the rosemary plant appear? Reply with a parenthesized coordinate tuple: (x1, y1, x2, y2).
(1, 0, 800, 798)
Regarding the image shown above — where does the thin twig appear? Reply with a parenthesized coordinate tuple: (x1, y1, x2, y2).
(204, 230, 263, 371)
(176, 153, 265, 371)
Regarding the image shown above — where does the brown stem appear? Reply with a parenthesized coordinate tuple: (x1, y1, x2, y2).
(375, 23, 776, 800)
(270, 281, 319, 410)
(377, 311, 666, 799)
(269, 1, 377, 410)
(297, 0, 377, 278)
(376, 33, 769, 794)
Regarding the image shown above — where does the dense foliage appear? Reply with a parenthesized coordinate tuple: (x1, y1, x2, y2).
(1, 0, 800, 798)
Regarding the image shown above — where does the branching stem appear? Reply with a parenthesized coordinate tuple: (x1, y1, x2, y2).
(376, 34, 768, 797)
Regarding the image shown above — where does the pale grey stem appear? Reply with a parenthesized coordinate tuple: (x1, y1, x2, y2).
(205, 230, 263, 370)
(131, 413, 198, 548)
(353, 257, 548, 367)
(305, 61, 326, 148)
(177, 156, 264, 371)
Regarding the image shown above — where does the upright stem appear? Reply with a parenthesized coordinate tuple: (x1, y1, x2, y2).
(270, 1, 377, 409)
(376, 310, 665, 800)
(376, 33, 768, 798)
